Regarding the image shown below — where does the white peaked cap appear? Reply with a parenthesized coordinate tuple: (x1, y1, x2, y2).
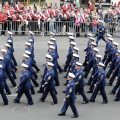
(21, 63, 28, 68)
(91, 42, 97, 46)
(76, 62, 82, 66)
(108, 37, 113, 41)
(25, 42, 31, 46)
(89, 37, 95, 41)
(98, 62, 105, 67)
(28, 39, 33, 42)
(23, 54, 29, 58)
(48, 41, 54, 45)
(69, 36, 75, 40)
(25, 50, 31, 55)
(73, 53, 79, 58)
(0, 64, 3, 68)
(96, 54, 102, 59)
(1, 49, 7, 53)
(7, 39, 12, 43)
(117, 50, 120, 54)
(50, 38, 56, 41)
(5, 43, 11, 48)
(47, 62, 54, 67)
(107, 34, 112, 37)
(113, 42, 119, 46)
(70, 41, 76, 46)
(68, 72, 75, 78)
(73, 47, 79, 51)
(8, 31, 13, 35)
(93, 47, 99, 52)
(46, 54, 52, 59)
(49, 45, 55, 50)
(29, 31, 34, 35)
(0, 56, 4, 60)
(88, 33, 93, 37)
(68, 32, 74, 36)
(50, 32, 55, 36)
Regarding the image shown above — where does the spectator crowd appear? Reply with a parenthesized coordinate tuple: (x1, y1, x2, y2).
(0, 0, 120, 36)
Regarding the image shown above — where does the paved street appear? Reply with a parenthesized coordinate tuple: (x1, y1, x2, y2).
(0, 36, 120, 120)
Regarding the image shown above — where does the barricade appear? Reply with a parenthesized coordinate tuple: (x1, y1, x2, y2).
(0, 20, 120, 36)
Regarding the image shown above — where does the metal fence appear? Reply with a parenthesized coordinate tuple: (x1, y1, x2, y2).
(0, 20, 120, 36)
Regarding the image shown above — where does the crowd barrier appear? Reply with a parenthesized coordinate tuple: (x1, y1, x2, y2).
(0, 20, 120, 36)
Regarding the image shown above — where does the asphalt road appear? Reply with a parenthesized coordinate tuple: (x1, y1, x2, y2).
(0, 36, 120, 120)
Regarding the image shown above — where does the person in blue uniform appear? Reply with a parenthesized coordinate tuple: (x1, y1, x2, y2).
(50, 37, 63, 73)
(74, 62, 89, 104)
(104, 42, 118, 69)
(1, 48, 17, 88)
(83, 39, 96, 67)
(0, 64, 9, 105)
(7, 39, 17, 67)
(89, 62, 108, 104)
(64, 53, 79, 80)
(14, 63, 33, 105)
(7, 31, 17, 67)
(107, 42, 119, 86)
(28, 31, 34, 47)
(114, 70, 120, 101)
(25, 41, 40, 73)
(5, 43, 17, 79)
(96, 20, 107, 45)
(87, 54, 103, 92)
(7, 31, 13, 43)
(48, 45, 59, 86)
(37, 54, 53, 93)
(106, 49, 120, 78)
(58, 72, 79, 118)
(64, 41, 76, 72)
(24, 51, 39, 85)
(102, 37, 113, 63)
(40, 62, 58, 105)
(0, 56, 11, 95)
(22, 53, 38, 95)
(84, 47, 99, 78)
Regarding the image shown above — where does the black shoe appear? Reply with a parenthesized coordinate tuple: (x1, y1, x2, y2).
(40, 99, 44, 102)
(4, 103, 8, 105)
(82, 101, 89, 104)
(62, 91, 65, 93)
(13, 100, 19, 103)
(102, 101, 108, 104)
(51, 102, 58, 105)
(85, 83, 91, 86)
(87, 91, 93, 93)
(110, 91, 115, 95)
(6, 92, 11, 95)
(58, 113, 65, 116)
(31, 92, 35, 95)
(89, 100, 95, 102)
(37, 69, 40, 72)
(114, 99, 120, 102)
(71, 115, 79, 118)
(37, 90, 43, 93)
(106, 83, 112, 86)
(34, 84, 39, 87)
(28, 102, 33, 105)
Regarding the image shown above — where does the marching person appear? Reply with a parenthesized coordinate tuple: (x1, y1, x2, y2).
(0, 64, 9, 105)
(58, 72, 79, 118)
(74, 62, 89, 104)
(89, 62, 108, 104)
(40, 62, 58, 105)
(14, 63, 33, 105)
(96, 20, 107, 46)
